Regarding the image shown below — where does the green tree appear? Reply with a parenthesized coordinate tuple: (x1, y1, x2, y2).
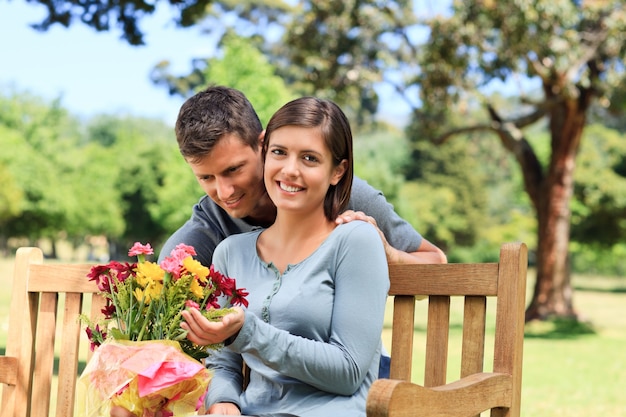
(571, 124, 626, 247)
(85, 115, 178, 257)
(403, 1, 626, 321)
(151, 32, 296, 126)
(353, 125, 409, 205)
(0, 159, 23, 223)
(403, 134, 489, 252)
(0, 91, 83, 256)
(17, 0, 218, 45)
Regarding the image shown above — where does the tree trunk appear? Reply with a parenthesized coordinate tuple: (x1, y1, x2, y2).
(525, 165, 577, 321)
(524, 94, 590, 322)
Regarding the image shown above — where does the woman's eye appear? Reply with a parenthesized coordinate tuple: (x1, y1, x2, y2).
(304, 155, 318, 163)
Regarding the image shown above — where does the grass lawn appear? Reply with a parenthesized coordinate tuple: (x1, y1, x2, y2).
(1, 255, 625, 416)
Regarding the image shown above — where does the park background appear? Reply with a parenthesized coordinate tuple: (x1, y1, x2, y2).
(1, 0, 626, 415)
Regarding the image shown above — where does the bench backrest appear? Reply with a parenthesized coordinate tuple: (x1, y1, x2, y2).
(367, 242, 528, 417)
(0, 247, 104, 417)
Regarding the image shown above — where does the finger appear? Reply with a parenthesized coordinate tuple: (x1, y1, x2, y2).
(181, 309, 212, 339)
(335, 210, 356, 224)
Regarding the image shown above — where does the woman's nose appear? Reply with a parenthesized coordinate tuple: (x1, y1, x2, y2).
(282, 156, 300, 177)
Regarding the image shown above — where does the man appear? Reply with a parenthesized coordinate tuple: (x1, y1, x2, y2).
(159, 86, 447, 266)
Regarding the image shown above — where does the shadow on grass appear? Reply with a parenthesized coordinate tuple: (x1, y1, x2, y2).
(524, 317, 597, 339)
(574, 285, 626, 294)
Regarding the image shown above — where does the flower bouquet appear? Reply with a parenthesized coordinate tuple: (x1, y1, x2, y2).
(80, 242, 248, 417)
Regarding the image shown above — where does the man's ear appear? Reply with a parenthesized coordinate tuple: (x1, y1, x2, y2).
(258, 130, 266, 147)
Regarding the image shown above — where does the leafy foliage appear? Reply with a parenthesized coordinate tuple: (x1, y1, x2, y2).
(22, 0, 217, 45)
(571, 124, 626, 246)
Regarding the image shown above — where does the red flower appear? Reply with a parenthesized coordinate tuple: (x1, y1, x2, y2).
(108, 261, 136, 284)
(209, 265, 235, 297)
(85, 324, 107, 351)
(87, 264, 114, 292)
(205, 296, 221, 310)
(231, 287, 250, 308)
(101, 301, 116, 319)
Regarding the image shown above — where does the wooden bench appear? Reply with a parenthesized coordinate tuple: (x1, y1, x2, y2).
(367, 242, 528, 417)
(0, 247, 104, 417)
(1, 243, 527, 417)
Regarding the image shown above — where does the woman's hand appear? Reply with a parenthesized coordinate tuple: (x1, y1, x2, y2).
(181, 306, 245, 345)
(207, 402, 242, 415)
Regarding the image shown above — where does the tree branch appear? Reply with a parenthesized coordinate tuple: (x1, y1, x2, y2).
(432, 124, 496, 145)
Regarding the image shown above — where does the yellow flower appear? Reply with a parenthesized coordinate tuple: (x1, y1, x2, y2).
(134, 287, 147, 304)
(183, 257, 209, 283)
(133, 281, 164, 304)
(189, 278, 204, 299)
(146, 281, 163, 302)
(136, 262, 165, 287)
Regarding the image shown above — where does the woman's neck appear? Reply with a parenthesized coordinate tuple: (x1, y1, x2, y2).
(258, 209, 336, 273)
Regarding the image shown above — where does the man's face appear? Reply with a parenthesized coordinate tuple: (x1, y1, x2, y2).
(187, 134, 270, 220)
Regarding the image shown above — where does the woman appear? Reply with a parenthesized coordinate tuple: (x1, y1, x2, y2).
(180, 97, 389, 417)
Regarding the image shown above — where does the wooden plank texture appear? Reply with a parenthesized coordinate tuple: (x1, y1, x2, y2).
(367, 242, 528, 417)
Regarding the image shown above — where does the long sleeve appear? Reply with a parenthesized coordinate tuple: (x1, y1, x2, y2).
(204, 344, 245, 407)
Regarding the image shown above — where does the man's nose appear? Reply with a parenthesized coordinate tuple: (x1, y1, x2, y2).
(215, 177, 235, 200)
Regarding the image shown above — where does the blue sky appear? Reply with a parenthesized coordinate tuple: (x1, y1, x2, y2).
(0, 2, 441, 127)
(0, 1, 213, 126)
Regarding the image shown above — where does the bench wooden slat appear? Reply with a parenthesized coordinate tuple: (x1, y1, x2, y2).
(28, 264, 99, 293)
(461, 296, 486, 378)
(389, 296, 416, 381)
(57, 292, 84, 417)
(388, 263, 499, 296)
(424, 296, 450, 387)
(31, 292, 57, 417)
(0, 357, 18, 385)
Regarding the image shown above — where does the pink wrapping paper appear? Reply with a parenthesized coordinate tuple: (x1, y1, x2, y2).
(80, 339, 211, 417)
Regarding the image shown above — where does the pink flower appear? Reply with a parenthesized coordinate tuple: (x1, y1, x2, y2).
(159, 244, 197, 279)
(174, 243, 197, 257)
(185, 300, 200, 309)
(128, 242, 154, 257)
(159, 256, 184, 279)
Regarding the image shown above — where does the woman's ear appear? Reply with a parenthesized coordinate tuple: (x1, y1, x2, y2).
(330, 159, 348, 185)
